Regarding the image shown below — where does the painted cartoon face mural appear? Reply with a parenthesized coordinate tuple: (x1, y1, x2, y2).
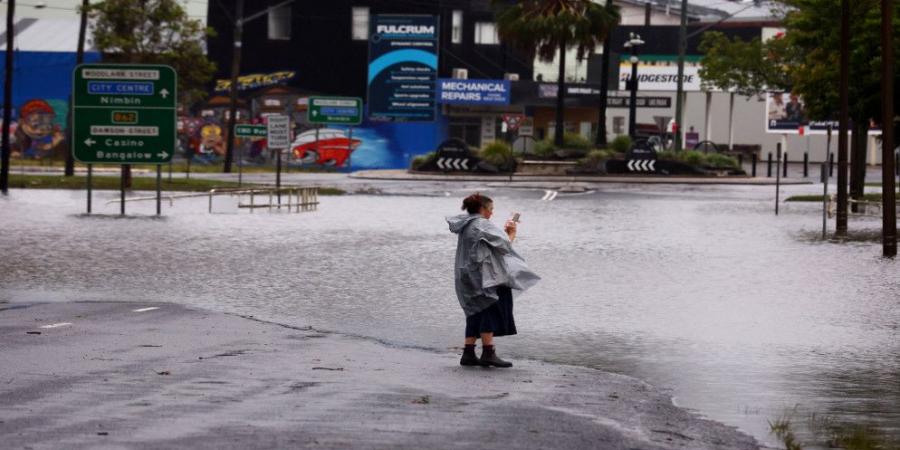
(13, 99, 65, 159)
(198, 124, 226, 157)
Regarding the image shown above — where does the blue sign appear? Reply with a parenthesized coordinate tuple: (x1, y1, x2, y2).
(437, 79, 511, 105)
(87, 81, 155, 96)
(367, 15, 439, 122)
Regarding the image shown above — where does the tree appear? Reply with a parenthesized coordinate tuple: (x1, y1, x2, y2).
(88, 0, 216, 187)
(779, 0, 900, 206)
(698, 31, 790, 98)
(494, 0, 619, 147)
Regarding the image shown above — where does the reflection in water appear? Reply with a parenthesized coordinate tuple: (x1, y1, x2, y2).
(0, 187, 898, 448)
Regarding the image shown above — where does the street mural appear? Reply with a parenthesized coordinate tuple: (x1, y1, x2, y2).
(12, 98, 67, 159)
(287, 120, 445, 170)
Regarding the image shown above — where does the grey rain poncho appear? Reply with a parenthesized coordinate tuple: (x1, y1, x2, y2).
(447, 213, 540, 317)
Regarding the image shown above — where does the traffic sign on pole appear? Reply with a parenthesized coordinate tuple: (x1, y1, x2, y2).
(267, 114, 291, 149)
(235, 124, 267, 138)
(72, 64, 177, 164)
(308, 97, 362, 125)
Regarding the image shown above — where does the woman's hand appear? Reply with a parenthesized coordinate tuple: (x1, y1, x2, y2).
(504, 220, 517, 241)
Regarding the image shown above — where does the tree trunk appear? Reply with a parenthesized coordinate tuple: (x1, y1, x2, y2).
(554, 38, 567, 147)
(849, 120, 868, 212)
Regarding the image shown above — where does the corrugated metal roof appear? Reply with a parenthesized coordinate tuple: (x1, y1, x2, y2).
(0, 18, 96, 52)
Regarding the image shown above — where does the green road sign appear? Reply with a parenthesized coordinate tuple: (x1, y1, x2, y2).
(308, 96, 363, 125)
(72, 64, 177, 164)
(235, 124, 267, 138)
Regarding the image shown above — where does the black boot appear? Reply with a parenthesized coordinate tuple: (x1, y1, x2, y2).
(460, 344, 479, 366)
(479, 345, 512, 368)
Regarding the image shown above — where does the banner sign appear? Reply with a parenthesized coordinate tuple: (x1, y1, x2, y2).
(214, 71, 296, 92)
(765, 92, 881, 135)
(437, 79, 510, 105)
(606, 96, 671, 108)
(367, 15, 439, 122)
(538, 83, 602, 98)
(618, 63, 702, 91)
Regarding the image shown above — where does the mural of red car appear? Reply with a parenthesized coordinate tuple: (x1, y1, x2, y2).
(291, 128, 361, 167)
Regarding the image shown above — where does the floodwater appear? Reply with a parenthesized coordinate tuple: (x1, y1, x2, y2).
(1, 182, 898, 448)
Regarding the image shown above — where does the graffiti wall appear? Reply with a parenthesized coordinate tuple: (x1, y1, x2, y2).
(289, 117, 447, 171)
(0, 50, 102, 159)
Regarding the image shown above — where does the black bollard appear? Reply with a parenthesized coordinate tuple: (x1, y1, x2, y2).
(783, 152, 789, 177)
(830, 153, 835, 177)
(752, 153, 758, 177)
(767, 152, 773, 177)
(803, 152, 809, 177)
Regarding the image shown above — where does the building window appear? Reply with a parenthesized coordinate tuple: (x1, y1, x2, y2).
(267, 5, 291, 40)
(451, 10, 463, 44)
(613, 117, 625, 135)
(352, 7, 370, 41)
(474, 22, 499, 45)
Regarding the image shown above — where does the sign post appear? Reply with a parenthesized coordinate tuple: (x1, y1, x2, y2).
(267, 114, 291, 207)
(72, 64, 177, 215)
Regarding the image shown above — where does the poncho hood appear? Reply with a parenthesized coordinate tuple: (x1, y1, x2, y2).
(447, 213, 481, 234)
(447, 213, 540, 317)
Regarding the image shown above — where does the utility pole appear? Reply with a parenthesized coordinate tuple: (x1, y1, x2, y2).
(595, 0, 613, 148)
(880, 0, 896, 257)
(673, 0, 688, 151)
(836, 0, 850, 236)
(625, 33, 643, 139)
(1, 0, 14, 195)
(223, 0, 244, 174)
(65, 0, 89, 177)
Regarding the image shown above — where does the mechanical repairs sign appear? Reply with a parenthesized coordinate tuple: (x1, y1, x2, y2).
(367, 15, 439, 121)
(72, 64, 177, 164)
(437, 79, 510, 105)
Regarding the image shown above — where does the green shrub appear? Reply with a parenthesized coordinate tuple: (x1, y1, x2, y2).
(562, 132, 592, 151)
(533, 139, 557, 157)
(410, 152, 437, 170)
(610, 135, 632, 154)
(577, 149, 614, 167)
(654, 149, 740, 170)
(479, 141, 516, 171)
(704, 153, 740, 169)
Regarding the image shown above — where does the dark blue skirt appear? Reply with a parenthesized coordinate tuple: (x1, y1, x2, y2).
(465, 286, 517, 338)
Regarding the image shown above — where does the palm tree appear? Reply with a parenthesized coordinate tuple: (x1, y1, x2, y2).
(494, 0, 620, 147)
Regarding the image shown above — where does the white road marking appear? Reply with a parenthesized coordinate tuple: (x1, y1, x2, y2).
(133, 307, 160, 313)
(40, 322, 72, 329)
(541, 190, 558, 201)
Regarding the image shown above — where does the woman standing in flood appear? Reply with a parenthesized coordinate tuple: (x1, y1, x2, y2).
(447, 193, 540, 368)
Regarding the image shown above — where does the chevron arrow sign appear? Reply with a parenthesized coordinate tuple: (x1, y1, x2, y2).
(627, 159, 656, 172)
(437, 157, 471, 171)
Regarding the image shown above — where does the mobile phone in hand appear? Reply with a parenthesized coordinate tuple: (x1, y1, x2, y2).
(511, 212, 520, 223)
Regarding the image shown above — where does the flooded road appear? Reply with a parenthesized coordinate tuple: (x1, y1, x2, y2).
(1, 181, 898, 448)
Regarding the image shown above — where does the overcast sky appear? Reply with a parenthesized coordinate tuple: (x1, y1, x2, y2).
(7, 0, 208, 24)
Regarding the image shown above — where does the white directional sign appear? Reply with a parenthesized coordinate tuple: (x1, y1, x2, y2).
(437, 157, 471, 171)
(627, 159, 656, 172)
(267, 114, 291, 149)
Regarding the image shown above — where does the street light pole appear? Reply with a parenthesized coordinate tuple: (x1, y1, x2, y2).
(880, 0, 896, 257)
(625, 33, 643, 139)
(1, 0, 14, 195)
(836, 0, 850, 236)
(595, 0, 613, 148)
(673, 0, 688, 151)
(65, 0, 89, 177)
(223, 0, 244, 174)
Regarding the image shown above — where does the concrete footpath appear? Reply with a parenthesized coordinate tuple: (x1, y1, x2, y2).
(0, 302, 759, 450)
(351, 169, 812, 186)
